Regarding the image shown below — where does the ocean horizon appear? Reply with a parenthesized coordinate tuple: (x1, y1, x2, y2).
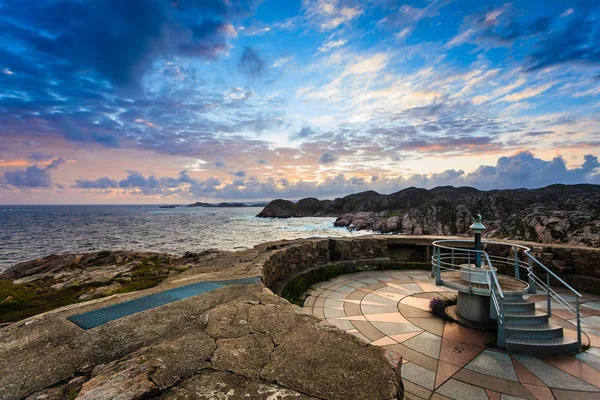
(0, 205, 371, 271)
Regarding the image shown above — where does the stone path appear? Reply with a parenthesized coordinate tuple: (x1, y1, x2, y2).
(302, 270, 600, 400)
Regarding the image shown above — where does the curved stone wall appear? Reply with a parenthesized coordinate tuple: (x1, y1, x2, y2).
(257, 235, 600, 296)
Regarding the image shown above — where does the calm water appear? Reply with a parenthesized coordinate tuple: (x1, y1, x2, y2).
(0, 205, 371, 271)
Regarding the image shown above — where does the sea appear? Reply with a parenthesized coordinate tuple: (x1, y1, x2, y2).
(0, 205, 372, 272)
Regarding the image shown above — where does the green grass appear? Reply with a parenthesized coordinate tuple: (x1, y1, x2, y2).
(0, 256, 178, 324)
(0, 279, 97, 323)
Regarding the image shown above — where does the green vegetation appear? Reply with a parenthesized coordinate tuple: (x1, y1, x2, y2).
(0, 256, 179, 324)
(281, 261, 430, 305)
(0, 279, 99, 323)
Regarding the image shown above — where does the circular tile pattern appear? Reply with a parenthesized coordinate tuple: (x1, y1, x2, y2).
(302, 270, 600, 400)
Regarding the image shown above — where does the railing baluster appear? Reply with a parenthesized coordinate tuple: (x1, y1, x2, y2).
(577, 296, 581, 346)
(468, 256, 472, 294)
(547, 271, 552, 315)
(431, 246, 436, 278)
(436, 246, 441, 286)
(528, 257, 536, 294)
(498, 292, 505, 347)
(513, 246, 520, 280)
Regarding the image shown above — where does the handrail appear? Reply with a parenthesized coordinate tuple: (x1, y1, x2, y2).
(435, 239, 582, 297)
(528, 273, 577, 316)
(523, 250, 582, 297)
(431, 238, 582, 349)
(484, 252, 504, 298)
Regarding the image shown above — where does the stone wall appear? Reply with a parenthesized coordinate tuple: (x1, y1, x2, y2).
(257, 235, 599, 296)
(261, 241, 330, 288)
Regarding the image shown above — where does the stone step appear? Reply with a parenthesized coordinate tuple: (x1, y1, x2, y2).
(505, 323, 563, 339)
(505, 336, 580, 356)
(504, 309, 549, 325)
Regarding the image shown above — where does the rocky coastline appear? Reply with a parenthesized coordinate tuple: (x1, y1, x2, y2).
(257, 184, 600, 247)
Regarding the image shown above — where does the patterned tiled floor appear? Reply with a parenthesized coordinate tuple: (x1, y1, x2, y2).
(302, 270, 600, 400)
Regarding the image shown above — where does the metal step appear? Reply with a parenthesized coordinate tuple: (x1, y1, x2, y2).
(505, 323, 563, 339)
(505, 336, 580, 355)
(503, 292, 525, 300)
(503, 300, 536, 312)
(504, 310, 549, 325)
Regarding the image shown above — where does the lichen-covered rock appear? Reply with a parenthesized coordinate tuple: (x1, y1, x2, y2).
(78, 283, 122, 300)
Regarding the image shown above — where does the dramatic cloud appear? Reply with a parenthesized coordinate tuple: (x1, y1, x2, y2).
(238, 47, 264, 77)
(69, 153, 600, 201)
(1, 158, 65, 188)
(1, 0, 599, 204)
(73, 177, 119, 189)
(0, 0, 259, 89)
(525, 12, 600, 71)
(319, 152, 338, 164)
(3, 166, 52, 188)
(449, 2, 600, 71)
(291, 126, 316, 140)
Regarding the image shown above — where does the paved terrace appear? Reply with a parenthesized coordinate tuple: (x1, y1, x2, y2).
(304, 270, 600, 400)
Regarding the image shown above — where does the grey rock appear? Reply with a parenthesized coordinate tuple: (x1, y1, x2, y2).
(160, 370, 318, 399)
(211, 333, 274, 378)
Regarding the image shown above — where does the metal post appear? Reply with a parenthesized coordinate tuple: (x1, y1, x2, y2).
(513, 246, 520, 280)
(451, 248, 455, 267)
(470, 214, 485, 269)
(498, 296, 506, 347)
(577, 296, 581, 346)
(431, 246, 436, 278)
(547, 271, 552, 315)
(475, 233, 482, 268)
(436, 247, 441, 286)
(528, 257, 537, 294)
(468, 260, 472, 294)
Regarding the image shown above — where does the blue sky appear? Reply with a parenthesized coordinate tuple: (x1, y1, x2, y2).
(0, 0, 599, 204)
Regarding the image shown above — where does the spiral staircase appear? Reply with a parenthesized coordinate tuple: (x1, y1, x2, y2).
(431, 239, 582, 356)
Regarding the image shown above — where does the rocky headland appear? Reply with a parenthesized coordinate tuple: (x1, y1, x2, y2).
(257, 184, 600, 247)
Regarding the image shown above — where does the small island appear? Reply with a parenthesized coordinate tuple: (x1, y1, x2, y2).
(160, 202, 268, 209)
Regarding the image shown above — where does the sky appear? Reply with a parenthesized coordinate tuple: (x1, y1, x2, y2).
(0, 0, 599, 204)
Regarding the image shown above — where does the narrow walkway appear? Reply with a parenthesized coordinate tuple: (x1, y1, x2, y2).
(303, 270, 600, 400)
(68, 276, 261, 329)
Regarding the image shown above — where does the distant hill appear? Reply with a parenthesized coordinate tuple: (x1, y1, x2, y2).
(257, 184, 600, 247)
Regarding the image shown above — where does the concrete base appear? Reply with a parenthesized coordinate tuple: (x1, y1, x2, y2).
(445, 306, 497, 331)
(456, 292, 492, 324)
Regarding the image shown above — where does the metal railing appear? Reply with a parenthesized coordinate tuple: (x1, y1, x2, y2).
(431, 239, 582, 348)
(431, 240, 506, 345)
(523, 249, 583, 345)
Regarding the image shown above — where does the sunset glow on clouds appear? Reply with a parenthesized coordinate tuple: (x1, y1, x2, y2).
(0, 0, 599, 204)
